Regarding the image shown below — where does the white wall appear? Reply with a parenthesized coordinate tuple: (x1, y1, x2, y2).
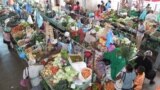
(37, 0, 160, 12)
(60, 0, 120, 11)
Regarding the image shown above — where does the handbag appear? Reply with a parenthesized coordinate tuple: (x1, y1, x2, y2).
(114, 72, 126, 90)
(20, 67, 31, 89)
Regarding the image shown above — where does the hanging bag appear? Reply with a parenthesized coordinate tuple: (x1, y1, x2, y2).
(20, 67, 31, 90)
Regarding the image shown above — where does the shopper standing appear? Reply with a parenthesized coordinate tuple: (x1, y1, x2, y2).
(122, 64, 136, 90)
(135, 50, 156, 85)
(95, 4, 102, 20)
(134, 66, 145, 90)
(72, 1, 80, 14)
(105, 0, 111, 11)
(136, 20, 145, 50)
(139, 4, 150, 20)
(23, 60, 44, 90)
(101, 1, 106, 11)
(3, 27, 13, 50)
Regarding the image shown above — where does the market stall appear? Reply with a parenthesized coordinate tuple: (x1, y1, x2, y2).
(1, 0, 160, 90)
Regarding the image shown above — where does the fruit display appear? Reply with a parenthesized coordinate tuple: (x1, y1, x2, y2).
(41, 64, 53, 78)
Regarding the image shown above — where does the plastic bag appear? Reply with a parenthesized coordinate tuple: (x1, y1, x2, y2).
(27, 15, 33, 24)
(26, 3, 32, 14)
(36, 12, 43, 28)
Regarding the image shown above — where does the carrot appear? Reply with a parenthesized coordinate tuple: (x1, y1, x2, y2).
(81, 68, 91, 79)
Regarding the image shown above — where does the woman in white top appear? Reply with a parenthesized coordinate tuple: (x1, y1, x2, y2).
(136, 20, 145, 50)
(23, 60, 44, 90)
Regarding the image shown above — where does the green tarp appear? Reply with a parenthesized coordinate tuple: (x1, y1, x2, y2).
(103, 48, 126, 80)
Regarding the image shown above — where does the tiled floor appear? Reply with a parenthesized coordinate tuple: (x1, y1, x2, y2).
(0, 28, 160, 90)
(0, 28, 27, 90)
(143, 71, 160, 90)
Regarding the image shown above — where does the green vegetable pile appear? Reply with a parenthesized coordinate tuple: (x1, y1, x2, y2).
(53, 80, 73, 90)
(61, 49, 69, 60)
(118, 44, 137, 63)
(30, 32, 44, 44)
(49, 56, 78, 84)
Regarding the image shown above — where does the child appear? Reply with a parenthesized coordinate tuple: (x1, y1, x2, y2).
(156, 86, 160, 90)
(134, 66, 145, 90)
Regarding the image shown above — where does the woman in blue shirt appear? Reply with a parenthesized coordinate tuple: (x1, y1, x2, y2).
(105, 0, 111, 11)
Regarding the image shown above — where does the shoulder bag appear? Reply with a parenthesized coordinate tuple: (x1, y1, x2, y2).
(114, 72, 126, 90)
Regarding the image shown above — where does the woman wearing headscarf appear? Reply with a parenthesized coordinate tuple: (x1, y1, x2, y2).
(72, 1, 80, 14)
(136, 20, 145, 50)
(135, 50, 156, 85)
(139, 4, 151, 20)
(23, 60, 44, 90)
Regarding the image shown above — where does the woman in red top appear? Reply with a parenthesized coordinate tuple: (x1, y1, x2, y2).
(95, 4, 102, 20)
(72, 1, 80, 13)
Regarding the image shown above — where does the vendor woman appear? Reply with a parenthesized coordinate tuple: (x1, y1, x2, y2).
(95, 4, 102, 20)
(136, 20, 145, 50)
(139, 4, 151, 20)
(72, 1, 80, 14)
(135, 50, 156, 85)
